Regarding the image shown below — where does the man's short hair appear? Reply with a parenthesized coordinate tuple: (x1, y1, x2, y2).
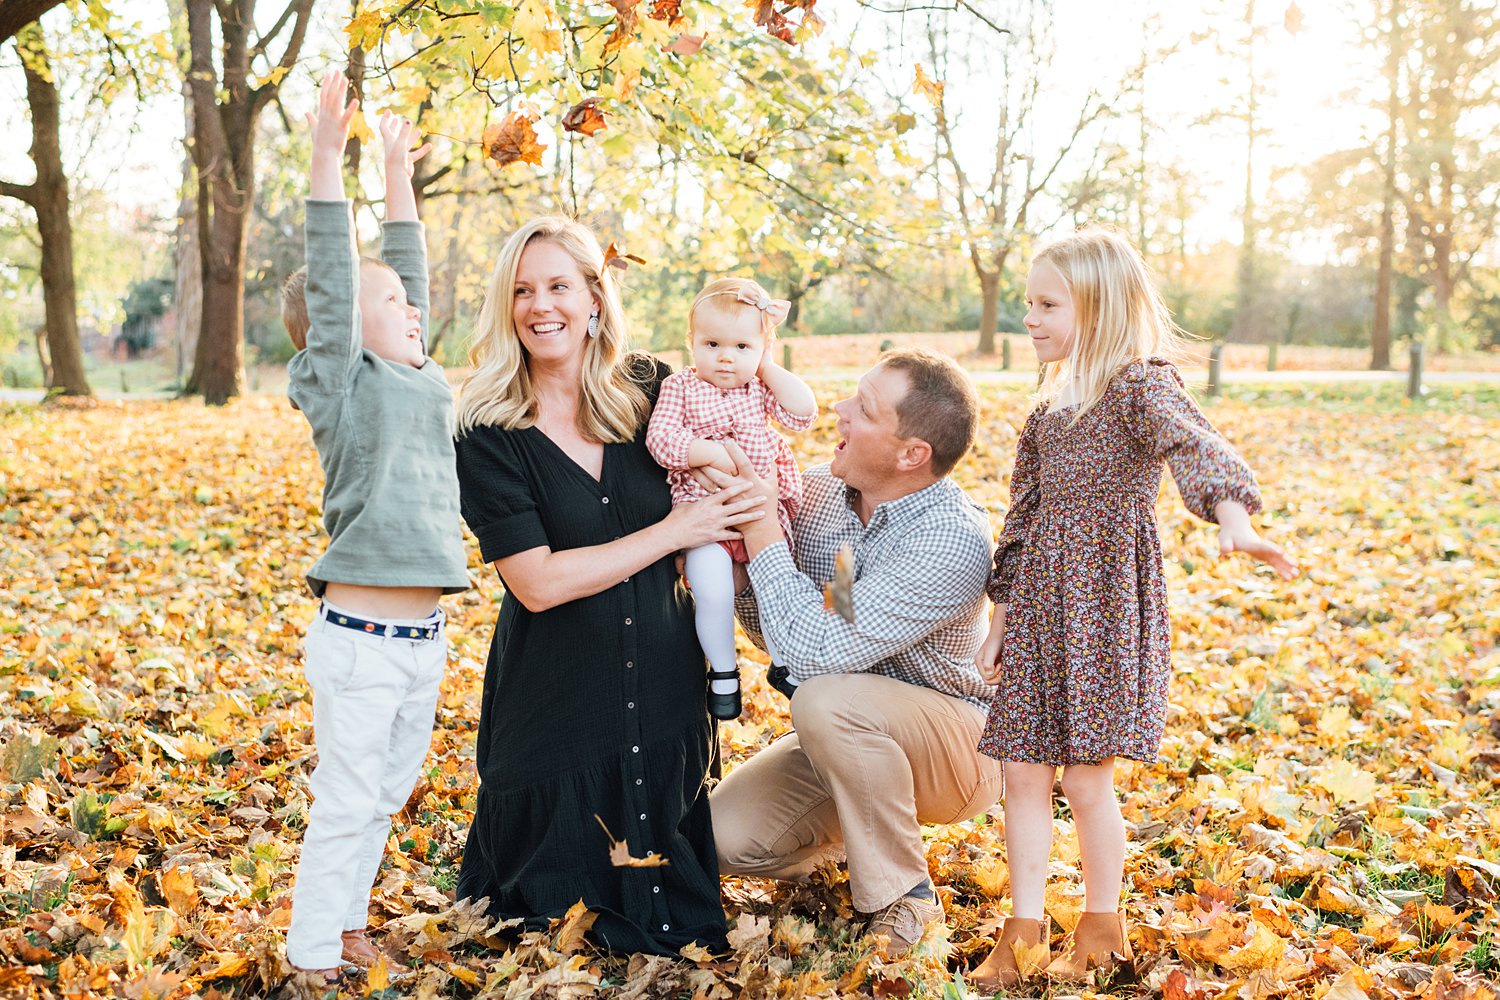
(880, 348, 978, 478)
(280, 257, 401, 352)
(280, 267, 309, 350)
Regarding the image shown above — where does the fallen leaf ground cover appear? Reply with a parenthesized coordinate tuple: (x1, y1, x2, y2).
(1, 384, 1497, 1000)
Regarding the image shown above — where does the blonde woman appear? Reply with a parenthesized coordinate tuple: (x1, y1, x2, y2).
(453, 217, 761, 955)
(970, 227, 1296, 989)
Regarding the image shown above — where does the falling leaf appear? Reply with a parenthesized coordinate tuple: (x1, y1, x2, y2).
(913, 63, 944, 109)
(561, 97, 610, 137)
(603, 242, 647, 271)
(482, 106, 546, 168)
(822, 543, 854, 623)
(605, 0, 640, 53)
(596, 815, 670, 867)
(648, 0, 684, 25)
(663, 32, 707, 55)
(1283, 1, 1304, 36)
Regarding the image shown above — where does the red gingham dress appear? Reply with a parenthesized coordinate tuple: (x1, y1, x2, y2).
(978, 358, 1263, 766)
(645, 370, 815, 560)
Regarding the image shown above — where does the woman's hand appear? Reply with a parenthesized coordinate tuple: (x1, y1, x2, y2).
(975, 604, 1007, 684)
(662, 479, 764, 550)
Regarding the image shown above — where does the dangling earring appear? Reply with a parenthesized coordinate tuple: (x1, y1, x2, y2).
(587, 311, 600, 338)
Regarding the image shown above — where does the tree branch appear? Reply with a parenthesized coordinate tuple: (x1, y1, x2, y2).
(0, 0, 66, 44)
(0, 178, 37, 206)
(853, 0, 1009, 37)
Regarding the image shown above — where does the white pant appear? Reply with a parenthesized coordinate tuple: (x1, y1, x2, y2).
(286, 604, 446, 970)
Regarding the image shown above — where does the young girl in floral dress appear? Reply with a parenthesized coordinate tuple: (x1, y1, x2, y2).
(970, 227, 1297, 990)
(645, 277, 817, 720)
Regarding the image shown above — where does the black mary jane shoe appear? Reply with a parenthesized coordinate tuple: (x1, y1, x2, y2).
(707, 670, 742, 720)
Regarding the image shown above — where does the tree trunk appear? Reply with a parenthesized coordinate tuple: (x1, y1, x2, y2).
(344, 13, 364, 205)
(190, 136, 254, 405)
(976, 268, 1000, 355)
(1371, 0, 1399, 371)
(174, 77, 202, 383)
(0, 0, 66, 44)
(3, 28, 91, 396)
(181, 0, 313, 405)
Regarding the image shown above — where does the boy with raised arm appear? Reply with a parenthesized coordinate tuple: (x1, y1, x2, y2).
(279, 69, 468, 982)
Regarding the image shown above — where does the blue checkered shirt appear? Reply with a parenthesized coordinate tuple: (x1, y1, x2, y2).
(735, 464, 997, 710)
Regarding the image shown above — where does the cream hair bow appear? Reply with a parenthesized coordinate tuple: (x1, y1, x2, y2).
(735, 288, 791, 327)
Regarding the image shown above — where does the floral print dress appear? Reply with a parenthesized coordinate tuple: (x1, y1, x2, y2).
(977, 357, 1262, 766)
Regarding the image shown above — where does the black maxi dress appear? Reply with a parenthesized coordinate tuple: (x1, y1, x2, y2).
(453, 359, 728, 955)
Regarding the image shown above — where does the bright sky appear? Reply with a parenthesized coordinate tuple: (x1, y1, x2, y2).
(0, 0, 1381, 258)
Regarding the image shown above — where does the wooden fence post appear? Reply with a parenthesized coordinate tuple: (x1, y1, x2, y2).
(783, 342, 792, 371)
(1208, 343, 1223, 396)
(1267, 343, 1278, 372)
(1002, 338, 1012, 371)
(1408, 342, 1424, 399)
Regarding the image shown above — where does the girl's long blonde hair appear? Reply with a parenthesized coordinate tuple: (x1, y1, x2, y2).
(1033, 226, 1190, 422)
(456, 216, 649, 440)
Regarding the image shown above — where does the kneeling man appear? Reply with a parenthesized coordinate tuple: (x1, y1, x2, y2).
(712, 348, 1001, 954)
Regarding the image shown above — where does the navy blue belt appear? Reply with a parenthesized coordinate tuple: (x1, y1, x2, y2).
(320, 604, 442, 641)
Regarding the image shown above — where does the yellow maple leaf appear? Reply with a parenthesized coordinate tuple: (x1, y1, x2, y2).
(1313, 758, 1377, 805)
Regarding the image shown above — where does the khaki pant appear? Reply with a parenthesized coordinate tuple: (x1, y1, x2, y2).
(711, 673, 1002, 912)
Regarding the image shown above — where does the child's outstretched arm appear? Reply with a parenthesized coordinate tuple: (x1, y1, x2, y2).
(1128, 359, 1297, 581)
(758, 340, 817, 425)
(1215, 500, 1297, 579)
(294, 70, 361, 390)
(377, 112, 432, 349)
(308, 70, 356, 200)
(379, 111, 431, 223)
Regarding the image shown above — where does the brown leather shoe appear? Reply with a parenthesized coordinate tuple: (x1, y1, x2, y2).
(970, 916, 1050, 991)
(1044, 910, 1132, 981)
(866, 894, 945, 955)
(341, 929, 409, 974)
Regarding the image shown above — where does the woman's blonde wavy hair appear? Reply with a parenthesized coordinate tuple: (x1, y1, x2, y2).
(456, 216, 649, 440)
(1032, 225, 1191, 424)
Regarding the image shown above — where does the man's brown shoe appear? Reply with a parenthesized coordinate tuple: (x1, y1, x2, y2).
(970, 916, 1050, 991)
(866, 894, 945, 955)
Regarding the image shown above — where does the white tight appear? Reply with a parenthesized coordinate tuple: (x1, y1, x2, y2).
(686, 543, 739, 694)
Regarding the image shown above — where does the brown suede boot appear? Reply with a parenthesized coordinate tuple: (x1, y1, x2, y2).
(971, 916, 1051, 991)
(1043, 910, 1132, 981)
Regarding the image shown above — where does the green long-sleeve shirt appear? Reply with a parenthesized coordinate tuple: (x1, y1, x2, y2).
(287, 199, 469, 597)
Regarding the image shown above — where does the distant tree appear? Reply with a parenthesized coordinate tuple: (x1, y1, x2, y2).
(182, 0, 314, 405)
(0, 24, 88, 396)
(1399, 0, 1500, 353)
(915, 2, 1110, 354)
